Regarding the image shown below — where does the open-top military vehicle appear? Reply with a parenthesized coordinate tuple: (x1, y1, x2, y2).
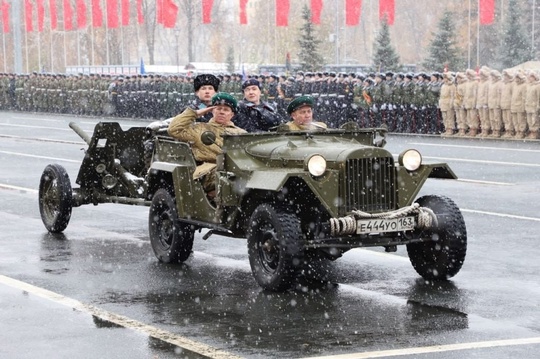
(39, 121, 467, 291)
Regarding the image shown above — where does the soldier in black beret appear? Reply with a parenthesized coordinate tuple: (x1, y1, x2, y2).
(235, 78, 283, 132)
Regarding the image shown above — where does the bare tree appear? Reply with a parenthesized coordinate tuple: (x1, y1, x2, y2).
(141, 0, 157, 64)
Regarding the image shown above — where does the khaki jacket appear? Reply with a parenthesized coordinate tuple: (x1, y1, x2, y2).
(476, 77, 490, 108)
(463, 79, 478, 109)
(453, 78, 467, 109)
(500, 79, 514, 110)
(438, 82, 455, 112)
(510, 80, 526, 113)
(525, 81, 540, 114)
(167, 108, 246, 163)
(487, 79, 502, 109)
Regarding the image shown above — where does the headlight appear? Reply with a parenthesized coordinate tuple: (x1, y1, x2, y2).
(399, 149, 422, 171)
(306, 155, 327, 177)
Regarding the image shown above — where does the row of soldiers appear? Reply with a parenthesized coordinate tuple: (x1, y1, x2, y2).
(438, 66, 540, 139)
(0, 70, 538, 139)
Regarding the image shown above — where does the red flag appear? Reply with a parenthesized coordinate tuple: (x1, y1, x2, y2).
(345, 0, 362, 26)
(275, 0, 289, 26)
(49, 0, 58, 30)
(311, 0, 322, 24)
(239, 0, 248, 25)
(161, 0, 178, 28)
(479, 0, 495, 25)
(121, 0, 129, 26)
(136, 0, 144, 24)
(76, 0, 87, 29)
(1, 1, 10, 33)
(107, 0, 119, 28)
(379, 0, 394, 25)
(92, 0, 103, 27)
(24, 0, 33, 32)
(202, 0, 213, 24)
(37, 0, 45, 32)
(63, 0, 73, 30)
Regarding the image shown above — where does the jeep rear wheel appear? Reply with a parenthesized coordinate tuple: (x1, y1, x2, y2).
(248, 204, 304, 291)
(407, 195, 467, 280)
(39, 164, 73, 233)
(149, 189, 194, 263)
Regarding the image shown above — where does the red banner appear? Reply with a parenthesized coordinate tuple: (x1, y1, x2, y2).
(379, 0, 394, 25)
(76, 0, 87, 29)
(1, 1, 10, 33)
(161, 0, 178, 28)
(63, 0, 73, 30)
(202, 0, 213, 24)
(239, 0, 248, 25)
(479, 0, 495, 25)
(92, 0, 102, 27)
(137, 0, 144, 24)
(121, 0, 129, 26)
(275, 0, 289, 26)
(311, 0, 322, 24)
(37, 0, 45, 32)
(24, 0, 33, 32)
(345, 0, 362, 26)
(49, 0, 58, 30)
(107, 0, 119, 28)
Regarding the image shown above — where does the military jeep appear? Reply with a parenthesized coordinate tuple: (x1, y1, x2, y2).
(39, 121, 467, 291)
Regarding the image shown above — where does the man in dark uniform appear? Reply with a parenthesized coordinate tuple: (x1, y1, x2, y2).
(235, 78, 283, 132)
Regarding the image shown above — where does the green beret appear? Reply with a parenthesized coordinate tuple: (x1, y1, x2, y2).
(287, 95, 314, 115)
(211, 92, 237, 112)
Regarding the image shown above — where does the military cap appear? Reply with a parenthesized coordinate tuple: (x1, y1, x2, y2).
(287, 95, 314, 115)
(364, 78, 375, 85)
(396, 73, 405, 79)
(405, 73, 414, 80)
(194, 73, 220, 91)
(211, 92, 237, 112)
(385, 72, 394, 78)
(242, 78, 260, 90)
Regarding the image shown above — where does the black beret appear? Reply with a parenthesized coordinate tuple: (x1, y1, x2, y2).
(194, 74, 220, 91)
(242, 78, 260, 90)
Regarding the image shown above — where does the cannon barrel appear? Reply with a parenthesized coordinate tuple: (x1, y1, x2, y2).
(69, 122, 91, 145)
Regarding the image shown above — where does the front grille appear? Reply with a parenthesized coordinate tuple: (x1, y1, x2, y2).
(342, 157, 397, 213)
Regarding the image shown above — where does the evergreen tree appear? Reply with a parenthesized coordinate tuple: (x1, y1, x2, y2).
(297, 5, 324, 72)
(226, 46, 235, 73)
(497, 0, 533, 68)
(372, 16, 401, 72)
(422, 11, 465, 72)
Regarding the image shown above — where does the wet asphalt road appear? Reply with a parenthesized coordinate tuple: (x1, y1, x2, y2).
(1, 110, 540, 359)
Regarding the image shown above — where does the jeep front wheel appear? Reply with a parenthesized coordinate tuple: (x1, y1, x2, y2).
(149, 189, 194, 263)
(407, 195, 467, 280)
(39, 164, 73, 233)
(247, 204, 304, 291)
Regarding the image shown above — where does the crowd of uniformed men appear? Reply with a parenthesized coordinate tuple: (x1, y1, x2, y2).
(0, 67, 538, 139)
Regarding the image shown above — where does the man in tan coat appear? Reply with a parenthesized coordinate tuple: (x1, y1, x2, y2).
(439, 72, 456, 136)
(476, 66, 491, 136)
(524, 71, 540, 139)
(454, 72, 468, 136)
(487, 70, 503, 137)
(464, 69, 479, 136)
(510, 72, 527, 139)
(168, 92, 246, 193)
(500, 70, 515, 138)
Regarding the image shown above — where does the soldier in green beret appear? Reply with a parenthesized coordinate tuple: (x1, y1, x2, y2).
(285, 95, 327, 131)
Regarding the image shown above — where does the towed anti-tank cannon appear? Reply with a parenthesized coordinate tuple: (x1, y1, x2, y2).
(39, 121, 467, 291)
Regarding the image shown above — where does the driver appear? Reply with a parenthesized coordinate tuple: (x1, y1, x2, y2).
(167, 92, 246, 193)
(285, 95, 327, 131)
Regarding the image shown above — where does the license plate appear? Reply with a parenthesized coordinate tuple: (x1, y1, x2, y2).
(356, 216, 415, 234)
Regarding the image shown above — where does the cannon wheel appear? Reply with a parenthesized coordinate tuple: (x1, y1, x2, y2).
(39, 164, 73, 233)
(149, 189, 194, 263)
(407, 195, 467, 280)
(247, 204, 304, 291)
